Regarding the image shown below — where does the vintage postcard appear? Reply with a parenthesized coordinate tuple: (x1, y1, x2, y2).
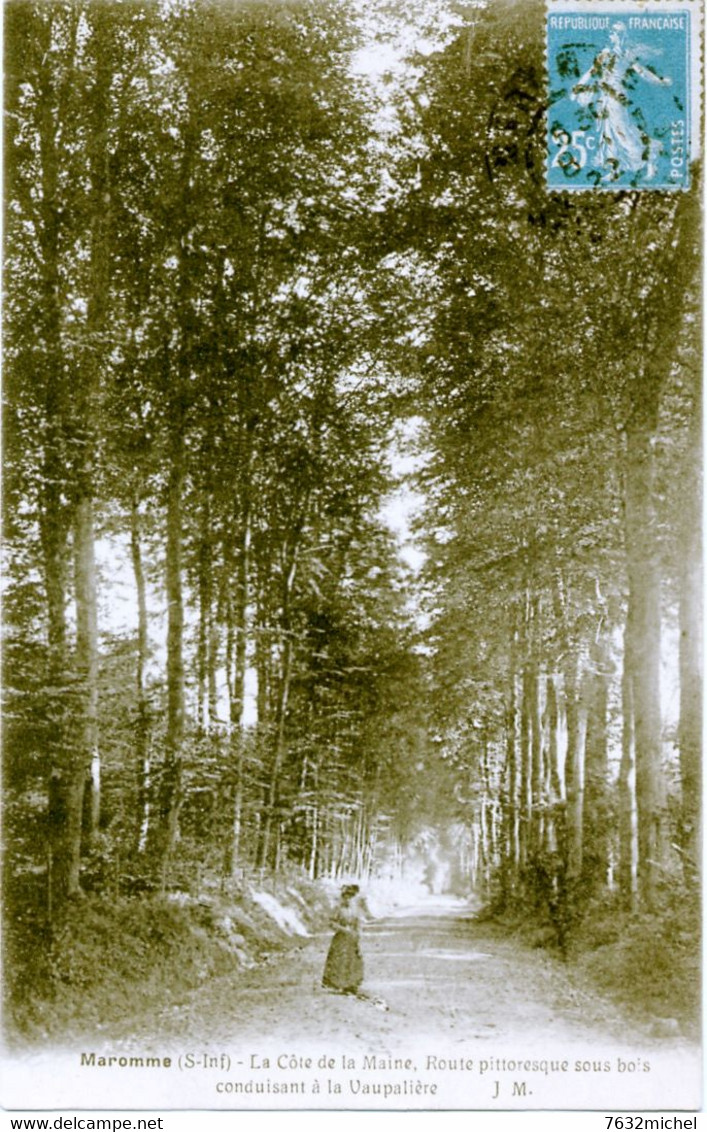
(2, 0, 703, 1117)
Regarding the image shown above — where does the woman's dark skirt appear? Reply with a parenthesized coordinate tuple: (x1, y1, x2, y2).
(322, 930, 363, 993)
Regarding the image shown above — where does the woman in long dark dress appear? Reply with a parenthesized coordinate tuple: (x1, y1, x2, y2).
(322, 884, 365, 995)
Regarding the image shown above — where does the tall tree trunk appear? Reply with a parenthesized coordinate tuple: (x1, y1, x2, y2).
(130, 494, 151, 855)
(34, 10, 81, 909)
(232, 499, 251, 726)
(309, 768, 319, 879)
(519, 665, 532, 875)
(255, 580, 271, 729)
(620, 189, 700, 905)
(563, 655, 586, 887)
(148, 92, 198, 886)
(624, 417, 665, 908)
(258, 502, 307, 870)
(223, 501, 252, 878)
(502, 661, 520, 902)
(74, 497, 99, 845)
(162, 439, 186, 884)
(197, 502, 210, 731)
(208, 599, 219, 726)
(529, 659, 543, 857)
(149, 430, 186, 888)
(581, 632, 611, 897)
(678, 376, 702, 873)
(618, 623, 639, 909)
(544, 673, 563, 853)
(225, 727, 245, 882)
(43, 431, 76, 907)
(260, 631, 294, 870)
(74, 3, 113, 848)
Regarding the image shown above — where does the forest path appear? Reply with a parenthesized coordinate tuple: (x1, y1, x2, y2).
(131, 896, 682, 1056)
(10, 897, 700, 1113)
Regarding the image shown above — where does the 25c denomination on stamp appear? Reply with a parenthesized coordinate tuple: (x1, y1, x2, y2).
(546, 0, 701, 190)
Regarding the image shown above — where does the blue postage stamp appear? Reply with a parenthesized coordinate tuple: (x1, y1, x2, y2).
(546, 3, 696, 189)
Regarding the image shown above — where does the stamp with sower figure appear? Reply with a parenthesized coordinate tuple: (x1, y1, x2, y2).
(546, 1, 700, 190)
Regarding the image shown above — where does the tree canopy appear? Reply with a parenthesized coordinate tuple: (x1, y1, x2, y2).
(3, 0, 701, 965)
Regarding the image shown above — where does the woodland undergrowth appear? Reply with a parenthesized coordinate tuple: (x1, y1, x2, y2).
(4, 871, 334, 1048)
(478, 877, 701, 1039)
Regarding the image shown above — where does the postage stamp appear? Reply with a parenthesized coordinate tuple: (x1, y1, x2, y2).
(546, 1, 700, 189)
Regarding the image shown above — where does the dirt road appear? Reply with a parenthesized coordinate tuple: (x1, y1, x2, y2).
(133, 896, 684, 1053)
(9, 897, 700, 1111)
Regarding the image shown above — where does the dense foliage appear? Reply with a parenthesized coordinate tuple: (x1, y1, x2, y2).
(4, 0, 436, 910)
(3, 0, 701, 1035)
(396, 0, 701, 933)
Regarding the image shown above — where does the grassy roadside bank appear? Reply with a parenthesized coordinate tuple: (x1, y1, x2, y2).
(473, 901, 701, 1042)
(4, 874, 335, 1048)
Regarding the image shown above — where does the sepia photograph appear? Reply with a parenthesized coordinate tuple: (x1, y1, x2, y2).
(2, 0, 703, 1116)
